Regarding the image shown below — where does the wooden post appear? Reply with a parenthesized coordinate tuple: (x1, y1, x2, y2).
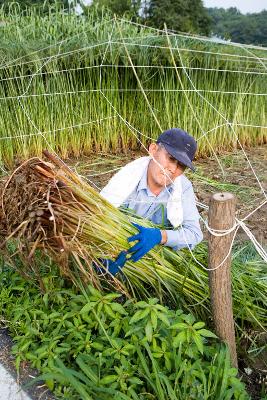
(208, 192, 238, 368)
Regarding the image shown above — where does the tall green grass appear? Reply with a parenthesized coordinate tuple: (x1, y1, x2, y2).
(0, 5, 266, 166)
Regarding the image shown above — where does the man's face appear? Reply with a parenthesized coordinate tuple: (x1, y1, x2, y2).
(148, 143, 186, 188)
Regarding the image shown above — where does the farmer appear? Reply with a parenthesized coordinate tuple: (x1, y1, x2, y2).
(99, 128, 203, 275)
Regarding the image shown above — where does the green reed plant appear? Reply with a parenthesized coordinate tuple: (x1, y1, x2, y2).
(0, 6, 266, 166)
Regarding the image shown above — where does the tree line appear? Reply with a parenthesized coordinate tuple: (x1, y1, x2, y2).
(207, 7, 267, 46)
(0, 1, 266, 46)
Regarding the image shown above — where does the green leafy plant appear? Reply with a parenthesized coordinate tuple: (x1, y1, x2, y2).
(0, 265, 250, 399)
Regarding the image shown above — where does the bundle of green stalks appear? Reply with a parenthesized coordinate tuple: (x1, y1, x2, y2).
(0, 152, 266, 330)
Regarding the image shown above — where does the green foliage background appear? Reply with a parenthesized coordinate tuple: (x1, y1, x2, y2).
(0, 264, 250, 399)
(207, 7, 267, 46)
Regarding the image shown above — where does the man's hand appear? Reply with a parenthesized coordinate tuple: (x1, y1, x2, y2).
(96, 251, 128, 276)
(128, 223, 162, 262)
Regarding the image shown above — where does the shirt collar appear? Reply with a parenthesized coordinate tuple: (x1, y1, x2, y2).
(137, 166, 149, 192)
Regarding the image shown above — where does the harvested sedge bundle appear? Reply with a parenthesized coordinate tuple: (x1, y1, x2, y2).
(0, 151, 207, 302)
(0, 152, 128, 292)
(0, 151, 266, 329)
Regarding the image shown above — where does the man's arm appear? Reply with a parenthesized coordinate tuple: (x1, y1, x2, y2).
(161, 183, 203, 251)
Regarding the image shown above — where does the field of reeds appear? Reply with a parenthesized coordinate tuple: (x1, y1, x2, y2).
(0, 5, 266, 399)
(0, 5, 266, 167)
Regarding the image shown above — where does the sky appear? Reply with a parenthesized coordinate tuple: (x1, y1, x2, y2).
(203, 0, 267, 14)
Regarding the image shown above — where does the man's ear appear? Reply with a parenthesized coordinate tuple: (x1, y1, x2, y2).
(148, 142, 158, 157)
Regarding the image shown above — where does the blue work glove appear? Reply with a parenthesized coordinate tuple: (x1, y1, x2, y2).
(128, 223, 162, 262)
(96, 251, 128, 276)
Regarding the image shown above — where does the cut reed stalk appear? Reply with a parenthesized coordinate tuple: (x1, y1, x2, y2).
(0, 152, 266, 329)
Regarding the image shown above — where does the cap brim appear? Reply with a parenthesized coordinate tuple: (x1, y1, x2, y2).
(164, 144, 196, 171)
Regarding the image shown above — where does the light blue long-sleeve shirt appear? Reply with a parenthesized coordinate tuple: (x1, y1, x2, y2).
(122, 167, 203, 251)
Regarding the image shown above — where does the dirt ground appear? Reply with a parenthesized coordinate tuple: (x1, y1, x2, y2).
(195, 145, 267, 245)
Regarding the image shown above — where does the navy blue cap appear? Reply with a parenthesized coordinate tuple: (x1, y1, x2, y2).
(156, 128, 197, 171)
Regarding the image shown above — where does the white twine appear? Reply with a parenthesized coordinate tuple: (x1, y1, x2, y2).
(170, 34, 267, 202)
(1, 64, 266, 84)
(0, 116, 118, 141)
(1, 88, 267, 101)
(1, 37, 266, 74)
(118, 17, 267, 52)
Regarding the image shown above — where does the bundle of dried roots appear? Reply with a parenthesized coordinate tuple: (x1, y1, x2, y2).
(0, 151, 131, 292)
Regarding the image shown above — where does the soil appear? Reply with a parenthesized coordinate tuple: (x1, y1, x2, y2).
(194, 145, 267, 246)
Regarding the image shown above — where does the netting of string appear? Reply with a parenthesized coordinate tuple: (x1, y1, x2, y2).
(0, 15, 266, 271)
